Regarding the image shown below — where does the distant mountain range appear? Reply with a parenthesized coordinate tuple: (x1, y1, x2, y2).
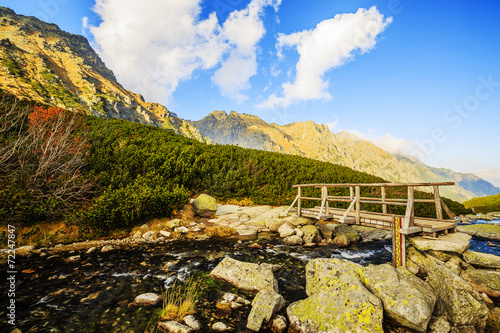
(189, 111, 500, 202)
(1, 6, 498, 202)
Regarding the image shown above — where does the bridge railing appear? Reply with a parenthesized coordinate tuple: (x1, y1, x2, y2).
(287, 182, 456, 233)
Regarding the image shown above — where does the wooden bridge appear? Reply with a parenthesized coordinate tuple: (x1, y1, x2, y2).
(287, 182, 459, 237)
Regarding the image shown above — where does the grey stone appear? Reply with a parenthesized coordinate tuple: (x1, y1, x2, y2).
(216, 205, 240, 216)
(278, 222, 295, 238)
(192, 194, 218, 217)
(158, 321, 192, 333)
(359, 264, 435, 332)
(209, 257, 278, 293)
(408, 232, 472, 254)
(212, 322, 231, 332)
(247, 289, 285, 331)
(463, 250, 500, 269)
(183, 315, 200, 331)
(427, 262, 488, 329)
(101, 245, 114, 253)
(428, 316, 451, 333)
(160, 230, 171, 238)
(462, 269, 500, 298)
(166, 219, 181, 229)
(142, 231, 156, 241)
(301, 225, 321, 244)
(268, 314, 287, 333)
(133, 293, 162, 306)
(282, 235, 303, 246)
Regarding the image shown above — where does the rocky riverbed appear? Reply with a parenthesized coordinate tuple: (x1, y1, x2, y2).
(3, 196, 500, 332)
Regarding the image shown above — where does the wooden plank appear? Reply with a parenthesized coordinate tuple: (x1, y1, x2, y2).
(319, 186, 326, 216)
(441, 198, 456, 219)
(403, 186, 414, 229)
(434, 185, 443, 220)
(340, 196, 357, 223)
(297, 187, 301, 217)
(287, 194, 299, 213)
(381, 186, 387, 214)
(399, 226, 423, 235)
(355, 186, 361, 225)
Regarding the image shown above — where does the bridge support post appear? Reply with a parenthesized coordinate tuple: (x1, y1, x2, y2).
(393, 216, 406, 268)
(433, 185, 443, 220)
(355, 186, 361, 225)
(297, 187, 302, 217)
(381, 186, 387, 214)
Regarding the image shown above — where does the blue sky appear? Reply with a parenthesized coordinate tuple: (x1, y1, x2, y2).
(3, 0, 500, 187)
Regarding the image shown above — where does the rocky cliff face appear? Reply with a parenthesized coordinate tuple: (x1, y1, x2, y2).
(0, 7, 206, 141)
(190, 111, 499, 202)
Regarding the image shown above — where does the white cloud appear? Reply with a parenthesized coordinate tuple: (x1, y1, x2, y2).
(89, 0, 280, 103)
(345, 130, 419, 155)
(478, 169, 500, 179)
(325, 115, 339, 131)
(258, 6, 392, 109)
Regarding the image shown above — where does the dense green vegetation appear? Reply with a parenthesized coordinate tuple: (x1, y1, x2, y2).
(0, 90, 472, 233)
(463, 193, 500, 213)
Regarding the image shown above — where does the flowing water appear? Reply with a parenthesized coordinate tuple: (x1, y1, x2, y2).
(1, 222, 500, 333)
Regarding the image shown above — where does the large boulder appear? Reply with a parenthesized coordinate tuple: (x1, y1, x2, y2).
(247, 206, 288, 228)
(332, 224, 360, 243)
(463, 250, 500, 269)
(426, 262, 488, 330)
(216, 205, 240, 216)
(316, 222, 335, 240)
(301, 225, 321, 244)
(305, 258, 363, 296)
(282, 235, 303, 246)
(408, 233, 471, 254)
(287, 273, 383, 333)
(192, 194, 218, 217)
(406, 246, 438, 275)
(458, 223, 500, 241)
(353, 225, 391, 242)
(462, 269, 500, 298)
(209, 257, 278, 293)
(333, 234, 350, 247)
(358, 264, 436, 332)
(288, 216, 315, 227)
(246, 289, 285, 331)
(278, 222, 295, 238)
(268, 219, 286, 232)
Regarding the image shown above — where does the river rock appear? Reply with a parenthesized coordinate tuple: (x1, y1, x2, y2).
(408, 232, 471, 254)
(426, 262, 488, 329)
(166, 219, 181, 229)
(247, 206, 288, 227)
(132, 231, 142, 239)
(133, 293, 162, 306)
(268, 219, 286, 232)
(282, 235, 303, 246)
(216, 205, 240, 216)
(353, 225, 392, 242)
(140, 224, 149, 231)
(267, 314, 287, 333)
(288, 215, 315, 227)
(192, 194, 218, 217)
(316, 222, 335, 240)
(332, 224, 360, 243)
(86, 247, 97, 254)
(333, 234, 350, 247)
(183, 315, 200, 331)
(287, 273, 384, 333)
(239, 206, 273, 220)
(301, 225, 321, 244)
(358, 264, 435, 332)
(458, 223, 500, 241)
(487, 307, 500, 333)
(158, 321, 192, 333)
(305, 258, 363, 296)
(209, 257, 278, 293)
(220, 291, 251, 308)
(463, 250, 500, 269)
(427, 250, 453, 262)
(247, 289, 285, 331)
(462, 269, 500, 298)
(406, 246, 438, 275)
(428, 316, 452, 333)
(278, 222, 295, 238)
(142, 231, 156, 241)
(212, 322, 231, 332)
(160, 230, 171, 238)
(174, 226, 189, 233)
(236, 225, 258, 238)
(101, 245, 114, 253)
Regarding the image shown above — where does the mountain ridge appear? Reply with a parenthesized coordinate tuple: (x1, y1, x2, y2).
(189, 110, 500, 202)
(0, 6, 206, 141)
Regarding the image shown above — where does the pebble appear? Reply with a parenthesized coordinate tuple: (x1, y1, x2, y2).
(101, 245, 114, 253)
(158, 321, 192, 333)
(132, 293, 162, 306)
(86, 247, 97, 254)
(160, 230, 171, 238)
(183, 315, 201, 331)
(212, 322, 231, 332)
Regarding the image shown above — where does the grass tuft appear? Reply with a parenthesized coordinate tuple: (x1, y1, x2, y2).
(158, 276, 201, 322)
